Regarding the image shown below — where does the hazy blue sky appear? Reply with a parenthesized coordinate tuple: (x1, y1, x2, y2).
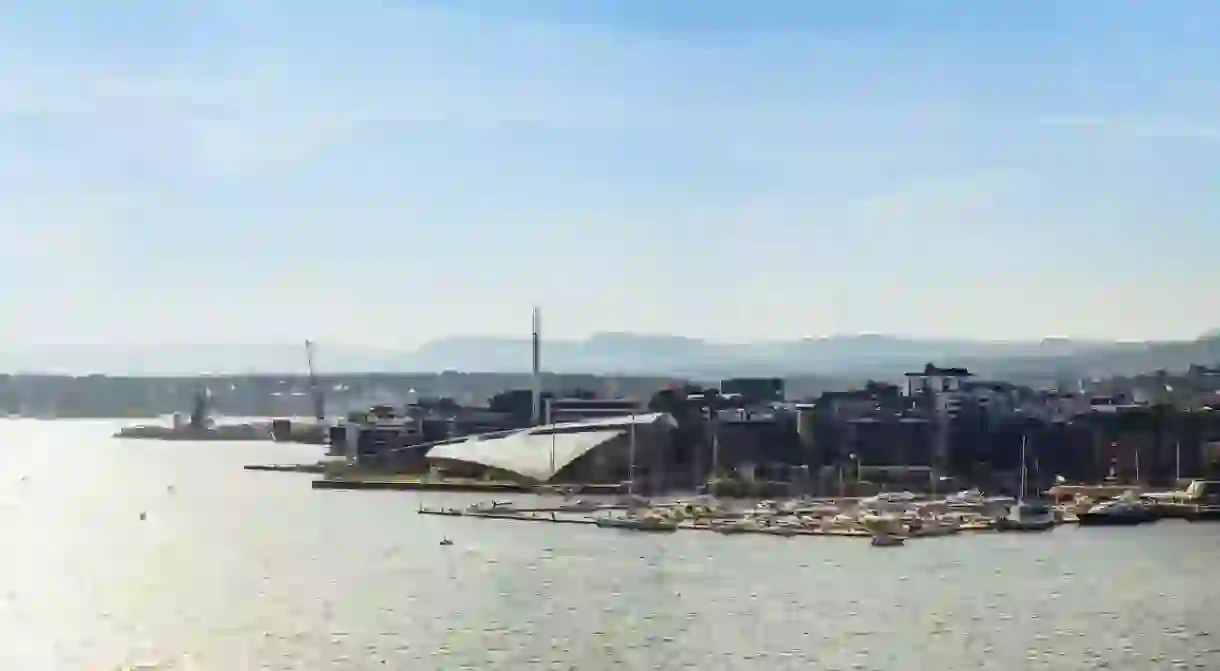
(2, 1, 1218, 346)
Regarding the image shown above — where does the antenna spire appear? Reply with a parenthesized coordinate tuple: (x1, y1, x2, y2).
(531, 306, 542, 425)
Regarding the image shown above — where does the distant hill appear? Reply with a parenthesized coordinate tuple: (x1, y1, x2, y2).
(406, 333, 1217, 379)
(2, 332, 1219, 379)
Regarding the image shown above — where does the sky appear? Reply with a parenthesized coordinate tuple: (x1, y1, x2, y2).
(1, 1, 1219, 346)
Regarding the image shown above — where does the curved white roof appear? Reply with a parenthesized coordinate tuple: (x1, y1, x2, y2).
(425, 412, 672, 482)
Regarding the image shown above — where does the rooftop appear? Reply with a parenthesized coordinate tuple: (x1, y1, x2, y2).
(424, 412, 675, 482)
(905, 363, 973, 377)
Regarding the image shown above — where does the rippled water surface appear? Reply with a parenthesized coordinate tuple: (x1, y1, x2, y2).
(3, 419, 1220, 670)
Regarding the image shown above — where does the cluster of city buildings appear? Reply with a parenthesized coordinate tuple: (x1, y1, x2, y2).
(330, 363, 1220, 494)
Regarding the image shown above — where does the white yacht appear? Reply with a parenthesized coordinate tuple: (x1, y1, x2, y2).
(997, 501, 1057, 531)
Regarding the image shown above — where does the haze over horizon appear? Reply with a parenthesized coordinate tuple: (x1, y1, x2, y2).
(3, 2, 1219, 348)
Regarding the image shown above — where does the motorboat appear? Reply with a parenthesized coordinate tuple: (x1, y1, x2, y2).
(1077, 502, 1155, 526)
(870, 533, 905, 547)
(595, 515, 678, 532)
(710, 518, 759, 535)
(859, 492, 919, 513)
(1076, 492, 1157, 526)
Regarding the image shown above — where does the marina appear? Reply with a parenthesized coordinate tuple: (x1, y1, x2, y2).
(409, 480, 1218, 546)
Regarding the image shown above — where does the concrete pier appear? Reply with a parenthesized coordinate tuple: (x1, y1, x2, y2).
(243, 463, 326, 474)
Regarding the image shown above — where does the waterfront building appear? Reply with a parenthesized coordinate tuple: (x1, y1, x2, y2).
(424, 412, 678, 485)
(544, 397, 643, 424)
(719, 378, 785, 405)
(905, 363, 972, 398)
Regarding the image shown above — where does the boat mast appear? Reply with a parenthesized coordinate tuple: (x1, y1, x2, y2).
(712, 403, 721, 480)
(1176, 440, 1182, 483)
(1019, 433, 1028, 502)
(628, 412, 636, 497)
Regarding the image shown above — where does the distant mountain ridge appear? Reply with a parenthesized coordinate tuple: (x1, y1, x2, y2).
(2, 332, 1219, 378)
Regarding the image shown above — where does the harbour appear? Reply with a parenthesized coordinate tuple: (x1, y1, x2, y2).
(7, 419, 1220, 669)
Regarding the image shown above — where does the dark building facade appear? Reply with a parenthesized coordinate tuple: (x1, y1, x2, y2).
(720, 378, 785, 404)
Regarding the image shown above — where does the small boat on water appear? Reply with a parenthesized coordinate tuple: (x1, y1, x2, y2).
(1077, 504, 1154, 526)
(710, 518, 760, 535)
(870, 533, 905, 547)
(595, 515, 678, 532)
(1076, 493, 1157, 526)
(997, 434, 1057, 532)
(997, 502, 1057, 531)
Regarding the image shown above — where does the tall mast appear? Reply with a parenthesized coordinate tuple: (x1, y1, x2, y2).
(531, 306, 542, 426)
(1019, 433, 1028, 502)
(628, 411, 636, 496)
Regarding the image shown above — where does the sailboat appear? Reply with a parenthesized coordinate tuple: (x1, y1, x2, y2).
(997, 434, 1056, 532)
(596, 414, 676, 532)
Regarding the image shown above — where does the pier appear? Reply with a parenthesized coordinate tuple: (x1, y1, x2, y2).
(243, 463, 326, 474)
(308, 474, 626, 494)
(311, 476, 531, 492)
